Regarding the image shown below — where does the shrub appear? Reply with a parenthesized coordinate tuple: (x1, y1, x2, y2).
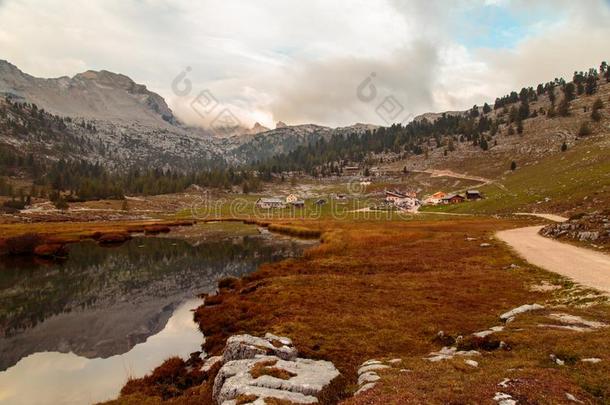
(120, 356, 205, 400)
(98, 232, 131, 245)
(218, 277, 240, 290)
(457, 335, 504, 352)
(578, 121, 592, 137)
(143, 225, 171, 235)
(558, 98, 570, 116)
(569, 212, 587, 221)
(2, 199, 26, 211)
(517, 120, 524, 134)
(5, 233, 43, 255)
(33, 243, 67, 258)
(53, 197, 69, 210)
(250, 360, 296, 380)
(591, 109, 602, 122)
(591, 98, 603, 122)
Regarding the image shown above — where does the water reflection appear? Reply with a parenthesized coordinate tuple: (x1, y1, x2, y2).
(0, 299, 202, 405)
(0, 228, 311, 404)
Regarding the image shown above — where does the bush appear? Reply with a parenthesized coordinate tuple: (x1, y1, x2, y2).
(569, 212, 587, 221)
(218, 277, 240, 290)
(33, 243, 67, 258)
(578, 121, 592, 137)
(2, 199, 26, 211)
(591, 98, 603, 122)
(5, 233, 43, 255)
(143, 225, 171, 235)
(558, 98, 570, 116)
(98, 232, 131, 244)
(53, 197, 69, 210)
(120, 356, 205, 400)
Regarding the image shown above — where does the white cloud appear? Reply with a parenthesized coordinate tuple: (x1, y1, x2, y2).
(0, 0, 609, 128)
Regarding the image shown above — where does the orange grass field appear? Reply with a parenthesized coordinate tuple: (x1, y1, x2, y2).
(106, 217, 610, 404)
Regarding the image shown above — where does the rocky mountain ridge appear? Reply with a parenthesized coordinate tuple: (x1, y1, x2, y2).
(0, 60, 380, 170)
(0, 60, 177, 127)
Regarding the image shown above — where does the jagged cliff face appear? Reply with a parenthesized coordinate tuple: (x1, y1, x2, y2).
(0, 61, 228, 170)
(227, 123, 380, 164)
(0, 60, 380, 169)
(0, 60, 176, 126)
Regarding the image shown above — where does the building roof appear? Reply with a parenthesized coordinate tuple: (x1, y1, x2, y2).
(257, 198, 284, 204)
(443, 194, 465, 200)
(386, 190, 408, 198)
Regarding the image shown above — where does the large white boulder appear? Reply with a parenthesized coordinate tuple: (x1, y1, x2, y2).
(222, 334, 298, 363)
(500, 303, 544, 321)
(213, 355, 341, 404)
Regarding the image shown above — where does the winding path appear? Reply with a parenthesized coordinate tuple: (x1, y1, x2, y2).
(497, 214, 610, 294)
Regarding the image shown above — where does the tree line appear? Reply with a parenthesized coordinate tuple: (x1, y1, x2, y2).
(256, 61, 609, 177)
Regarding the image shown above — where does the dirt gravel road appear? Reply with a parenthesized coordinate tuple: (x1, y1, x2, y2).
(497, 225, 610, 294)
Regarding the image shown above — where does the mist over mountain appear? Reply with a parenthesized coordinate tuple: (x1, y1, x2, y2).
(0, 60, 177, 127)
(0, 60, 381, 171)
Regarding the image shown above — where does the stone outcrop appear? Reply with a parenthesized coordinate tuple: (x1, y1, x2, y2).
(538, 312, 608, 332)
(354, 359, 408, 396)
(207, 333, 342, 404)
(500, 303, 544, 322)
(222, 333, 298, 363)
(425, 346, 481, 362)
(214, 356, 340, 404)
(541, 211, 610, 251)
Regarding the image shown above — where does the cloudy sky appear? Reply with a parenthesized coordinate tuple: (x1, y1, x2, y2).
(1, 0, 609, 128)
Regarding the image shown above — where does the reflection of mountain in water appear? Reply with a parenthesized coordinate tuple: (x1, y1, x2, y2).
(0, 235, 307, 370)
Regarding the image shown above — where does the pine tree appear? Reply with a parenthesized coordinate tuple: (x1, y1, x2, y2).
(578, 121, 592, 137)
(585, 75, 597, 95)
(54, 196, 69, 210)
(564, 83, 575, 101)
(517, 120, 524, 134)
(510, 161, 517, 171)
(558, 98, 570, 116)
(561, 142, 568, 152)
(548, 86, 556, 105)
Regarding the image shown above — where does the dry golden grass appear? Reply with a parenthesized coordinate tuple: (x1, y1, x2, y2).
(249, 359, 296, 380)
(100, 217, 610, 404)
(234, 394, 258, 405)
(0, 219, 195, 256)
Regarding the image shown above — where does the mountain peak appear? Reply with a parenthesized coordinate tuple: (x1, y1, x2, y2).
(252, 122, 269, 132)
(276, 121, 287, 129)
(0, 60, 177, 126)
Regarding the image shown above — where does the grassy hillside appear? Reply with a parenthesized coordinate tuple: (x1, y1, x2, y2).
(111, 218, 610, 404)
(421, 134, 610, 216)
